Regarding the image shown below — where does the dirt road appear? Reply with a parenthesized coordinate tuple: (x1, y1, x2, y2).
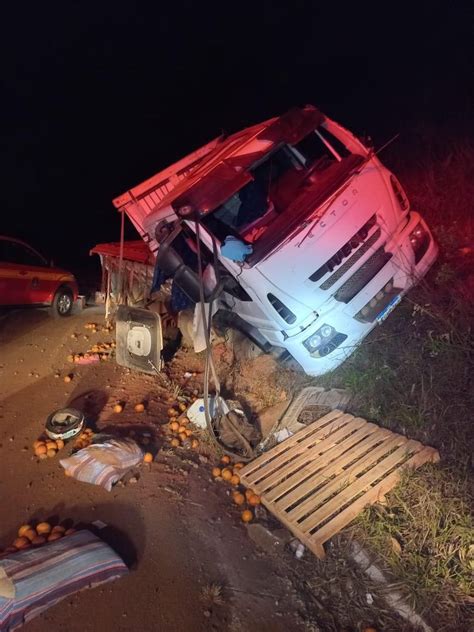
(0, 307, 410, 632)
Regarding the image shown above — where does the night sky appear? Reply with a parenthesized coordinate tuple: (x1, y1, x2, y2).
(1, 2, 472, 275)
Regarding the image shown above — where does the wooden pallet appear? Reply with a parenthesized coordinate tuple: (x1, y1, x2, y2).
(240, 410, 439, 559)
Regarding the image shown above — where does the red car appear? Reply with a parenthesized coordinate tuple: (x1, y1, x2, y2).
(0, 236, 78, 316)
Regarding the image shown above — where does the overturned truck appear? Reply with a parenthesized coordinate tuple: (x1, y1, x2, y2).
(109, 105, 438, 376)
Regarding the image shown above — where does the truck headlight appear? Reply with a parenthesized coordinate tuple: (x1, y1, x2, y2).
(409, 222, 430, 263)
(304, 324, 347, 358)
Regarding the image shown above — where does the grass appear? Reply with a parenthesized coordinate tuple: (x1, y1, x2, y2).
(352, 465, 474, 628)
(200, 582, 225, 608)
(321, 132, 474, 628)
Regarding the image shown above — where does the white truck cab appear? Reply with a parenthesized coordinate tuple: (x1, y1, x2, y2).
(113, 105, 438, 376)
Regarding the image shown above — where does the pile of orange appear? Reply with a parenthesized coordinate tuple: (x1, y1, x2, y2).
(85, 322, 113, 334)
(33, 437, 65, 459)
(166, 404, 199, 450)
(212, 456, 260, 522)
(67, 341, 115, 364)
(73, 428, 95, 450)
(84, 322, 99, 331)
(112, 401, 146, 414)
(89, 341, 115, 354)
(2, 521, 77, 555)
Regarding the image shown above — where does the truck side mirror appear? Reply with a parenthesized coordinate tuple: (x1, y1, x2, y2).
(359, 134, 374, 150)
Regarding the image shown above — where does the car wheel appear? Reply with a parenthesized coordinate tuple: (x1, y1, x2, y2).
(50, 287, 74, 317)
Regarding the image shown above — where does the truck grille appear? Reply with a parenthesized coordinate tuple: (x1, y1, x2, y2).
(334, 247, 392, 303)
(310, 214, 377, 286)
(320, 228, 381, 290)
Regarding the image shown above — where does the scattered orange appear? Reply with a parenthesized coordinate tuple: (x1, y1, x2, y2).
(13, 537, 30, 549)
(170, 421, 180, 432)
(38, 453, 48, 460)
(180, 417, 189, 425)
(245, 489, 254, 500)
(64, 375, 72, 383)
(32, 535, 46, 546)
(46, 441, 57, 451)
(134, 403, 145, 413)
(48, 532, 62, 542)
(241, 510, 253, 523)
(143, 452, 153, 463)
(56, 439, 65, 450)
(212, 467, 222, 478)
(178, 425, 186, 434)
(248, 494, 261, 506)
(33, 440, 45, 450)
(52, 525, 66, 534)
(64, 468, 73, 476)
(171, 438, 180, 448)
(230, 474, 240, 486)
(34, 445, 47, 456)
(191, 439, 199, 449)
(178, 432, 187, 442)
(18, 525, 32, 538)
(36, 522, 52, 535)
(221, 455, 231, 465)
(234, 462, 244, 470)
(113, 404, 123, 413)
(232, 492, 245, 506)
(23, 528, 37, 542)
(221, 468, 233, 481)
(178, 402, 187, 412)
(184, 429, 193, 437)
(47, 448, 56, 458)
(167, 408, 178, 417)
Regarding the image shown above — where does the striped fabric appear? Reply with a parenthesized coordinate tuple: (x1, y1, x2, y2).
(60, 438, 143, 491)
(0, 530, 128, 631)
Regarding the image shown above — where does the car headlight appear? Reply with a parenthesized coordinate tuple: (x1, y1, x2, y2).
(304, 324, 347, 358)
(409, 222, 430, 263)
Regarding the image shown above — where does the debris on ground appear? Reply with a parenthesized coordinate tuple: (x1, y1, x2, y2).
(60, 436, 144, 491)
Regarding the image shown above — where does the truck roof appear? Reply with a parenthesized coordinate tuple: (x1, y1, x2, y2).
(113, 105, 322, 251)
(90, 240, 154, 265)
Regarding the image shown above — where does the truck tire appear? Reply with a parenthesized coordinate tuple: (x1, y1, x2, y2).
(50, 286, 74, 317)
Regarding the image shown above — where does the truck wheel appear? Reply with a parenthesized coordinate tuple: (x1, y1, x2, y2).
(50, 287, 74, 317)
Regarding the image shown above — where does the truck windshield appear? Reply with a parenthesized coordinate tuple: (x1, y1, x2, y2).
(202, 127, 354, 245)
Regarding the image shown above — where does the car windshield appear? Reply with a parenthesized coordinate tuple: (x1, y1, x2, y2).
(202, 126, 354, 244)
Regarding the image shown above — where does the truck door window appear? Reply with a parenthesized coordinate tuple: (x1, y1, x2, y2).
(292, 129, 350, 170)
(203, 145, 299, 241)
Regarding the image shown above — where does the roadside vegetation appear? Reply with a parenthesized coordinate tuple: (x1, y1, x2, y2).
(322, 132, 474, 629)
